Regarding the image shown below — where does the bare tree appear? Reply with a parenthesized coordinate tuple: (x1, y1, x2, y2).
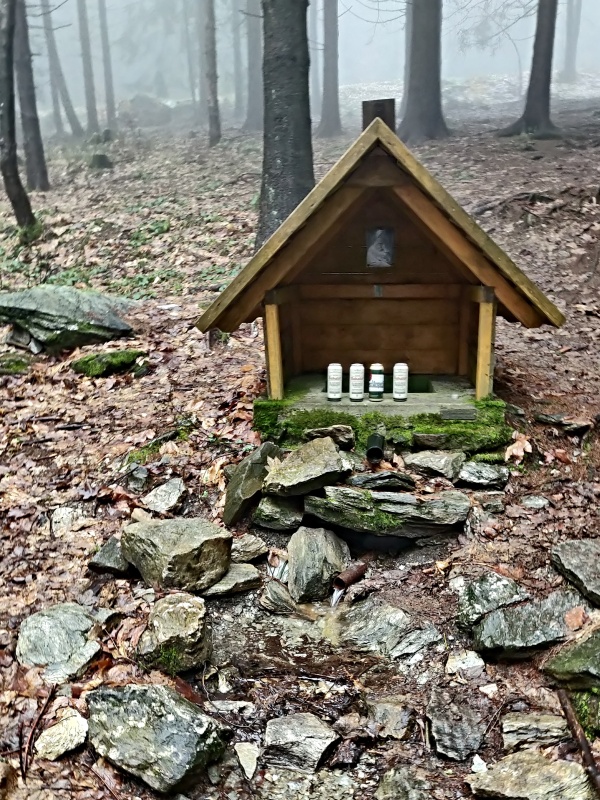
(309, 0, 320, 116)
(257, 0, 314, 246)
(76, 0, 99, 134)
(231, 0, 244, 119)
(196, 0, 208, 120)
(98, 0, 117, 129)
(560, 0, 582, 83)
(0, 0, 36, 228)
(316, 0, 341, 137)
(201, 0, 221, 145)
(243, 0, 263, 131)
(399, 0, 412, 118)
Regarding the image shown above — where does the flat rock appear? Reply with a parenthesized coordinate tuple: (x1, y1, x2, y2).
(203, 563, 262, 597)
(223, 442, 282, 525)
(346, 470, 415, 491)
(142, 477, 186, 513)
(16, 602, 101, 683)
(467, 750, 594, 799)
(458, 461, 510, 489)
(473, 589, 586, 657)
(87, 684, 225, 793)
(234, 742, 259, 779)
(451, 572, 530, 629)
(287, 527, 350, 602)
(263, 712, 339, 773)
(252, 496, 303, 531)
(88, 536, 130, 576)
(121, 518, 231, 592)
(521, 495, 549, 510)
(403, 450, 466, 481)
(304, 424, 355, 450)
(428, 687, 487, 760)
(137, 593, 210, 672)
(35, 708, 88, 760)
(231, 533, 268, 562)
(544, 630, 600, 688)
(375, 766, 432, 800)
(552, 540, 600, 605)
(446, 649, 486, 677)
(259, 580, 297, 614)
(367, 699, 414, 740)
(501, 712, 569, 752)
(474, 491, 506, 514)
(264, 437, 346, 497)
(127, 465, 149, 492)
(0, 285, 133, 351)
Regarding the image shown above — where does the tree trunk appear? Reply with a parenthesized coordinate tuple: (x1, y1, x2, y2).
(316, 0, 341, 137)
(0, 0, 36, 228)
(400, 0, 413, 118)
(499, 0, 559, 136)
(98, 0, 116, 130)
(232, 0, 243, 119)
(560, 0, 582, 83)
(309, 0, 320, 117)
(14, 0, 49, 191)
(47, 39, 64, 137)
(76, 0, 99, 134)
(398, 0, 448, 143)
(40, 0, 84, 137)
(182, 0, 198, 119)
(196, 1, 208, 121)
(201, 0, 221, 146)
(243, 0, 263, 131)
(257, 0, 314, 247)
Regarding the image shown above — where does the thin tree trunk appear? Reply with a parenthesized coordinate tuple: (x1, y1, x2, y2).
(76, 0, 99, 134)
(400, 0, 413, 118)
(560, 0, 582, 83)
(202, 0, 221, 146)
(499, 0, 559, 136)
(196, 1, 208, 121)
(243, 0, 263, 131)
(316, 0, 341, 137)
(309, 0, 320, 117)
(398, 0, 448, 143)
(40, 0, 84, 137)
(14, 0, 49, 191)
(98, 0, 116, 130)
(231, 0, 243, 119)
(257, 0, 314, 247)
(0, 0, 36, 228)
(47, 40, 63, 136)
(182, 0, 198, 119)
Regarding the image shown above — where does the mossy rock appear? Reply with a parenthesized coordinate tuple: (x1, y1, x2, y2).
(0, 353, 31, 375)
(72, 349, 146, 378)
(572, 690, 600, 739)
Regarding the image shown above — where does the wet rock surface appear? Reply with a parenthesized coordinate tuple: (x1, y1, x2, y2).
(427, 687, 487, 760)
(223, 442, 282, 525)
(263, 712, 339, 773)
(202, 563, 262, 597)
(137, 593, 211, 672)
(264, 437, 346, 496)
(287, 527, 350, 602)
(551, 539, 600, 605)
(544, 630, 600, 688)
(501, 712, 569, 751)
(452, 571, 530, 629)
(253, 495, 303, 531)
(458, 461, 510, 488)
(403, 450, 466, 481)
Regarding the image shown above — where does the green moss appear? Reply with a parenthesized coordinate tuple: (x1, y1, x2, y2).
(72, 348, 146, 378)
(572, 690, 600, 740)
(125, 420, 195, 465)
(471, 450, 506, 464)
(141, 643, 184, 676)
(0, 353, 31, 375)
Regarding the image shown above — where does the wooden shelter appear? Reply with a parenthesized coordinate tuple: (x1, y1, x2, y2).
(197, 118, 564, 401)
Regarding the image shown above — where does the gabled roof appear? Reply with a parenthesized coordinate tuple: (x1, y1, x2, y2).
(197, 118, 565, 332)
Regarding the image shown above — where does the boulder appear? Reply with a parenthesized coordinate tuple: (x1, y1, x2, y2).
(544, 630, 600, 688)
(458, 461, 510, 489)
(16, 603, 102, 683)
(263, 712, 339, 773)
(121, 518, 231, 592)
(552, 540, 600, 606)
(35, 708, 88, 760)
(252, 496, 303, 532)
(305, 486, 470, 539)
(0, 285, 133, 352)
(473, 590, 587, 657)
(287, 527, 350, 602)
(231, 533, 268, 563)
(375, 766, 432, 800)
(137, 593, 211, 673)
(87, 684, 224, 793)
(501, 713, 569, 752)
(427, 687, 487, 761)
(304, 425, 355, 450)
(346, 470, 415, 491)
(263, 437, 346, 497)
(71, 349, 145, 378)
(367, 699, 414, 740)
(202, 563, 262, 597)
(403, 450, 466, 481)
(88, 536, 130, 576)
(142, 477, 186, 514)
(222, 442, 282, 525)
(451, 572, 530, 629)
(467, 751, 594, 799)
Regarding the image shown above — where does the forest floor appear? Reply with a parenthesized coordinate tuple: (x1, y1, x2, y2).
(2, 87, 600, 799)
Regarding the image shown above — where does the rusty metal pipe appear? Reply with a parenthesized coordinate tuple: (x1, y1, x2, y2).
(333, 563, 368, 591)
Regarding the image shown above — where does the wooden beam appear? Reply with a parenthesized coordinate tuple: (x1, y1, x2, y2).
(468, 286, 496, 304)
(476, 298, 497, 400)
(299, 283, 462, 300)
(265, 286, 298, 305)
(264, 304, 284, 400)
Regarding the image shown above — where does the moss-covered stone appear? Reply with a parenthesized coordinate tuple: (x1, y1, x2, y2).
(572, 690, 600, 739)
(72, 348, 146, 378)
(0, 353, 31, 375)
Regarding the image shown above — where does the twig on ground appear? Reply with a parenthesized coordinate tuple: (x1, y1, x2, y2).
(22, 684, 56, 779)
(557, 688, 600, 797)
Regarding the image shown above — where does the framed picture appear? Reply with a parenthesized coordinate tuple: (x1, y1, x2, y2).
(366, 227, 394, 268)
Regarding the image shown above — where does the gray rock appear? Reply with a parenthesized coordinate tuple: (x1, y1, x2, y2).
(501, 712, 569, 752)
(252, 496, 303, 532)
(121, 518, 231, 592)
(0, 285, 133, 352)
(87, 684, 225, 793)
(367, 699, 414, 740)
(473, 589, 587, 657)
(287, 527, 350, 602)
(137, 593, 210, 672)
(223, 442, 283, 525)
(474, 491, 506, 514)
(304, 425, 355, 450)
(16, 603, 101, 683)
(446, 649, 486, 677)
(234, 742, 259, 779)
(142, 477, 186, 514)
(412, 432, 449, 449)
(305, 486, 470, 538)
(89, 536, 130, 576)
(451, 572, 530, 629)
(263, 712, 339, 773)
(259, 581, 297, 614)
(428, 687, 487, 761)
(544, 630, 600, 688)
(467, 750, 594, 799)
(346, 470, 415, 491)
(375, 766, 432, 800)
(264, 437, 346, 497)
(35, 708, 88, 760)
(231, 533, 268, 562)
(388, 624, 442, 658)
(403, 450, 466, 481)
(458, 461, 510, 488)
(552, 540, 600, 605)
(202, 563, 262, 597)
(127, 465, 149, 492)
(521, 495, 550, 510)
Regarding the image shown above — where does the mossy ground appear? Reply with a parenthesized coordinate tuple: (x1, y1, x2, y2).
(72, 348, 146, 378)
(125, 420, 195, 465)
(0, 353, 31, 375)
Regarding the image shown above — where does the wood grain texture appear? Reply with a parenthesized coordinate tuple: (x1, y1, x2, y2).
(264, 304, 284, 399)
(475, 299, 496, 399)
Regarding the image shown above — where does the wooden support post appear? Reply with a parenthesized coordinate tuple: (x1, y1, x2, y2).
(475, 295, 497, 400)
(362, 99, 395, 131)
(264, 303, 284, 400)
